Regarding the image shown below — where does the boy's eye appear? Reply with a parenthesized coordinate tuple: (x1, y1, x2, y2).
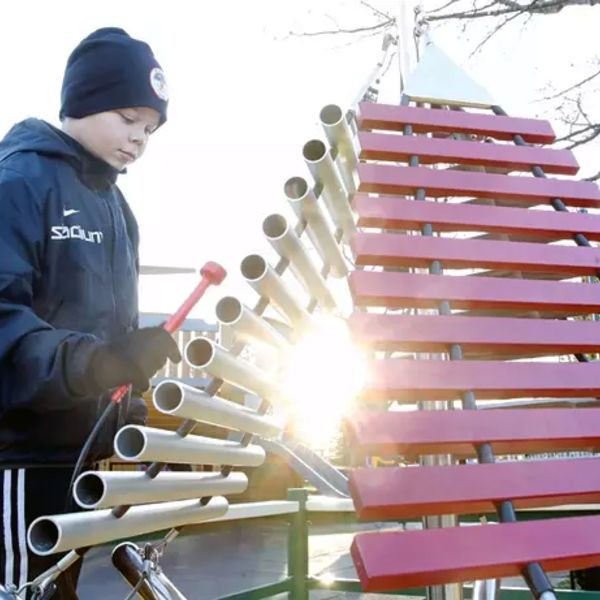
(119, 113, 135, 124)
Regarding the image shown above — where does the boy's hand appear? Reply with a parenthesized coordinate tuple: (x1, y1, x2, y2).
(90, 327, 181, 392)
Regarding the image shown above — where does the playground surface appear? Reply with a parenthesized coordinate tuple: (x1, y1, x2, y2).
(77, 516, 569, 598)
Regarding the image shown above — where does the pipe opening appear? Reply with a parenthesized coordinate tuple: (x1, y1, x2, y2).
(216, 296, 242, 325)
(115, 427, 146, 460)
(75, 473, 105, 507)
(185, 338, 215, 368)
(154, 381, 183, 413)
(29, 519, 59, 553)
(320, 104, 343, 126)
(262, 214, 288, 240)
(240, 255, 267, 281)
(284, 177, 308, 200)
(303, 139, 326, 162)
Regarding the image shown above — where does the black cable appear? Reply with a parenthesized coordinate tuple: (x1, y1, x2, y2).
(63, 397, 118, 512)
(54, 396, 122, 598)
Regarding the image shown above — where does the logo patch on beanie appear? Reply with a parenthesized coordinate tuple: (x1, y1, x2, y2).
(150, 67, 169, 101)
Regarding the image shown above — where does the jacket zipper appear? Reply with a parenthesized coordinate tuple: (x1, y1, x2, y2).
(100, 191, 118, 327)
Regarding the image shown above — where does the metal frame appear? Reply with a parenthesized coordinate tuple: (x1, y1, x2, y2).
(210, 489, 599, 600)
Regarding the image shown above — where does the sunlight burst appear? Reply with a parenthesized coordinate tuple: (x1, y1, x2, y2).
(281, 316, 367, 447)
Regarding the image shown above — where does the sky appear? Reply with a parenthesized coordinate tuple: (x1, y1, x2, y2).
(1, 0, 599, 319)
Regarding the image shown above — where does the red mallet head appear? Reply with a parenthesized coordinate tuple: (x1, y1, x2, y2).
(200, 261, 227, 285)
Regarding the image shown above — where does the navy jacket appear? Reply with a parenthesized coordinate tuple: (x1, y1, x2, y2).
(0, 119, 145, 466)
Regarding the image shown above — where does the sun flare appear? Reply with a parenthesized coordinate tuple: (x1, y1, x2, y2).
(280, 316, 367, 447)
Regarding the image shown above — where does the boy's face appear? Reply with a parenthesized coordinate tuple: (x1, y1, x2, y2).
(65, 107, 161, 171)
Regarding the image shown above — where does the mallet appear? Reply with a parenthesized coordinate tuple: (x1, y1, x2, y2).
(110, 261, 227, 404)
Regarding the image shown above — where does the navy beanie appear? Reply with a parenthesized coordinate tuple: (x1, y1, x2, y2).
(60, 27, 168, 125)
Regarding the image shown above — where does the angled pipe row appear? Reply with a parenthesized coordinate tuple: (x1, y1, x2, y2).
(28, 104, 360, 557)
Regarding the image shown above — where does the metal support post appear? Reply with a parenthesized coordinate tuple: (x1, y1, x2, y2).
(287, 489, 309, 600)
(401, 95, 463, 600)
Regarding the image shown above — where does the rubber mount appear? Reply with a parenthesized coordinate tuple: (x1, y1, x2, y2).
(200, 261, 227, 285)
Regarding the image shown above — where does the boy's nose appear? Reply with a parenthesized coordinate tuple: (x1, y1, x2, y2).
(129, 129, 146, 145)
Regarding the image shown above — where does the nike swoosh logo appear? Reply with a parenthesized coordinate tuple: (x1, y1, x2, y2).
(63, 209, 80, 217)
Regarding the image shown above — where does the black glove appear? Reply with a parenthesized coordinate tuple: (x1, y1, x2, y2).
(126, 395, 149, 425)
(89, 327, 181, 392)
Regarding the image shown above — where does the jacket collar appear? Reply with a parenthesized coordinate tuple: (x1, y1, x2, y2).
(52, 126, 122, 190)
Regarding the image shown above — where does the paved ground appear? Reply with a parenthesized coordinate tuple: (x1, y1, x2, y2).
(78, 518, 381, 599)
(76, 517, 571, 599)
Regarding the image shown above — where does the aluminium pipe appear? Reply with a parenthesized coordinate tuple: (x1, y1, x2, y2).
(153, 380, 282, 438)
(74, 470, 248, 510)
(284, 176, 347, 278)
(302, 139, 356, 242)
(319, 104, 358, 195)
(185, 337, 286, 404)
(473, 574, 500, 600)
(240, 254, 312, 330)
(216, 296, 289, 352)
(114, 425, 266, 467)
(262, 213, 337, 311)
(28, 496, 228, 556)
(218, 381, 250, 404)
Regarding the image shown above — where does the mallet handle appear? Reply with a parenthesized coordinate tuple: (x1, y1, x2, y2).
(111, 262, 226, 404)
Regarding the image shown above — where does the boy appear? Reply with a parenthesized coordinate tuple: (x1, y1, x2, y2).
(0, 28, 181, 598)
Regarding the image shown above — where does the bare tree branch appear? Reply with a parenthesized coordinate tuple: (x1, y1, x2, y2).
(286, 0, 600, 154)
(323, 13, 342, 31)
(426, 0, 600, 21)
(288, 19, 393, 38)
(583, 169, 600, 181)
(467, 8, 525, 55)
(428, 0, 466, 13)
(360, 0, 392, 21)
(575, 96, 594, 125)
(552, 94, 600, 149)
(563, 126, 600, 149)
(556, 122, 595, 140)
(540, 65, 600, 100)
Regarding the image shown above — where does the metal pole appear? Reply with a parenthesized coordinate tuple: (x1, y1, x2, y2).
(395, 22, 463, 600)
(400, 95, 463, 600)
(287, 489, 309, 600)
(399, 94, 556, 600)
(396, 0, 420, 98)
(492, 104, 600, 311)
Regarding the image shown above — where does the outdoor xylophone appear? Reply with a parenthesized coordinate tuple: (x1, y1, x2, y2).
(13, 50, 600, 600)
(346, 97, 600, 599)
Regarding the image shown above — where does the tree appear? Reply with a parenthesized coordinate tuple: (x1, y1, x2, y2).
(288, 0, 600, 179)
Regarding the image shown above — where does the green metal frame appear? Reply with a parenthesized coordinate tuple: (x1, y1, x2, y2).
(215, 489, 600, 599)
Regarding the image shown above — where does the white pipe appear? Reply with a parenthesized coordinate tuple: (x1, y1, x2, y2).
(28, 496, 228, 556)
(319, 104, 357, 194)
(305, 497, 355, 512)
(262, 214, 337, 311)
(208, 500, 299, 522)
(114, 425, 266, 467)
(218, 381, 248, 404)
(473, 578, 500, 600)
(302, 139, 356, 242)
(215, 296, 289, 352)
(184, 337, 286, 405)
(240, 254, 312, 331)
(153, 380, 282, 438)
(74, 470, 247, 510)
(284, 176, 347, 279)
